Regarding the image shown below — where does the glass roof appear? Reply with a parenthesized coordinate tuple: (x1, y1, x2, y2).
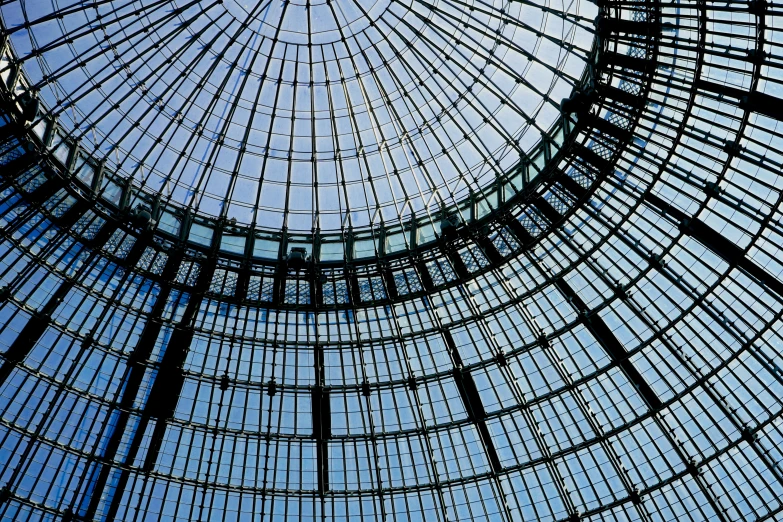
(3, 0, 783, 521)
(1, 0, 594, 231)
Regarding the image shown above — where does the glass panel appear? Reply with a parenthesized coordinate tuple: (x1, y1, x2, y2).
(253, 236, 280, 259)
(385, 232, 407, 254)
(354, 237, 377, 259)
(319, 241, 344, 262)
(157, 211, 181, 236)
(100, 178, 123, 206)
(220, 234, 246, 255)
(188, 222, 214, 247)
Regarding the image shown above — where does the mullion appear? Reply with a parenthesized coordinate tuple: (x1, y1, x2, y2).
(538, 335, 639, 515)
(314, 43, 353, 229)
(188, 30, 273, 214)
(0, 218, 76, 290)
(334, 38, 448, 221)
(343, 305, 387, 508)
(13, 0, 176, 64)
(2, 0, 145, 36)
(492, 300, 582, 515)
(138, 10, 269, 209)
(383, 10, 539, 183)
(0, 297, 779, 495)
(339, 43, 431, 227)
(81, 23, 230, 175)
(0, 218, 117, 386)
(23, 0, 209, 93)
(73, 9, 232, 165)
(319, 4, 415, 227)
(147, 21, 271, 210)
(0, 277, 131, 512)
(415, 0, 588, 87)
(625, 290, 762, 519)
(278, 51, 302, 229)
(442, 0, 597, 42)
(382, 302, 450, 520)
(377, 302, 448, 510)
(241, 8, 293, 229)
(307, 6, 320, 229)
(0, 1, 780, 520)
(0, 322, 776, 498)
(9, 0, 596, 230)
(331, 7, 523, 211)
(421, 290, 534, 520)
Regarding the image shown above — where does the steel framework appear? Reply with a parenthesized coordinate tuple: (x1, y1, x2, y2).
(1, 0, 783, 521)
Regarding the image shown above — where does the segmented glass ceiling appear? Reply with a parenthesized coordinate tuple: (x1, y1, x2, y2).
(0, 0, 594, 230)
(2, 0, 783, 521)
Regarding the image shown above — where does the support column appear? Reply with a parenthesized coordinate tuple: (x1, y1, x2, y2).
(442, 330, 502, 473)
(0, 221, 118, 387)
(644, 192, 783, 300)
(554, 278, 663, 411)
(312, 344, 330, 495)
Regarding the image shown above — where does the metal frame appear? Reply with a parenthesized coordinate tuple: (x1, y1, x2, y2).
(1, 0, 783, 521)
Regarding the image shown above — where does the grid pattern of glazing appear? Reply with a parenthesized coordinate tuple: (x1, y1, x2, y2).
(0, 0, 595, 230)
(1, 1, 783, 522)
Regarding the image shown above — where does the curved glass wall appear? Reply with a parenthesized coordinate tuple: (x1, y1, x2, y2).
(0, 0, 783, 521)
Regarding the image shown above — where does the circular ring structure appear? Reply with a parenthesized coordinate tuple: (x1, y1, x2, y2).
(1, 0, 783, 521)
(0, 0, 597, 235)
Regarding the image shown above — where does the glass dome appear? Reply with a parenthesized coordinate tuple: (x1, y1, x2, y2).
(0, 0, 595, 231)
(1, 0, 783, 521)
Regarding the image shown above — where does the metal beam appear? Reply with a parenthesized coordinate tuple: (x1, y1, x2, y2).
(382, 264, 399, 300)
(312, 344, 330, 495)
(271, 265, 285, 305)
(443, 246, 470, 279)
(698, 80, 783, 121)
(553, 170, 589, 201)
(502, 214, 534, 246)
(347, 268, 362, 304)
(100, 252, 213, 520)
(307, 271, 317, 307)
(141, 256, 217, 471)
(0, 151, 38, 179)
(575, 143, 611, 173)
(234, 265, 250, 302)
(234, 240, 255, 303)
(0, 121, 23, 144)
(415, 257, 436, 292)
(0, 283, 73, 385)
(601, 51, 650, 73)
(314, 270, 326, 306)
(140, 326, 197, 468)
(26, 175, 67, 206)
(588, 114, 633, 144)
(534, 195, 564, 225)
(598, 17, 660, 36)
(442, 330, 503, 474)
(55, 198, 92, 231)
(596, 83, 645, 109)
(534, 192, 662, 411)
(0, 221, 118, 388)
(473, 233, 504, 265)
(80, 246, 183, 521)
(644, 192, 783, 299)
(554, 278, 663, 411)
